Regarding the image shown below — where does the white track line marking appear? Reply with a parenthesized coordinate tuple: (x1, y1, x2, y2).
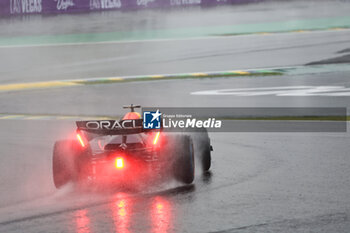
(191, 86, 350, 96)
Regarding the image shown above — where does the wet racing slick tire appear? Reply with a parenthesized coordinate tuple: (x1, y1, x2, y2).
(52, 140, 81, 189)
(190, 128, 212, 172)
(172, 135, 195, 184)
(197, 128, 212, 171)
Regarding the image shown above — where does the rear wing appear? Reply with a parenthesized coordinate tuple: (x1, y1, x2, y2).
(76, 119, 154, 135)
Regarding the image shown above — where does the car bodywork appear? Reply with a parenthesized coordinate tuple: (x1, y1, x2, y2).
(52, 106, 212, 190)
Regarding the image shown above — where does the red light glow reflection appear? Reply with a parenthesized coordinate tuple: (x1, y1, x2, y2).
(151, 197, 172, 233)
(110, 193, 131, 233)
(75, 209, 91, 233)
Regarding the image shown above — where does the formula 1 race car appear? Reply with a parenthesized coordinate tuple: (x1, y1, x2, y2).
(52, 105, 212, 189)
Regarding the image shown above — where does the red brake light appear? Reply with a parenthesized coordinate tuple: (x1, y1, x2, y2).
(77, 133, 85, 147)
(153, 132, 160, 145)
(115, 157, 124, 169)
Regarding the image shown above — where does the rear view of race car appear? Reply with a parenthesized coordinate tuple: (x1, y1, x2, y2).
(52, 105, 212, 189)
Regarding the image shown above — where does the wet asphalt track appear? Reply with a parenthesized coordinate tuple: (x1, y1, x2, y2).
(1, 1, 350, 232)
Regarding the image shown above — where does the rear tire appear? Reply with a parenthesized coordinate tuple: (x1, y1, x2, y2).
(198, 136, 211, 172)
(191, 128, 212, 171)
(52, 140, 80, 189)
(172, 135, 195, 184)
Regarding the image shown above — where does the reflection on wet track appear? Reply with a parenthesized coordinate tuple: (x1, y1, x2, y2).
(151, 197, 172, 233)
(71, 192, 174, 233)
(64, 181, 197, 233)
(75, 209, 91, 233)
(110, 193, 131, 233)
